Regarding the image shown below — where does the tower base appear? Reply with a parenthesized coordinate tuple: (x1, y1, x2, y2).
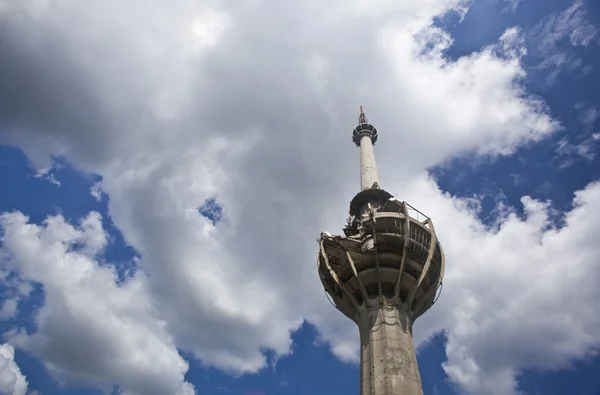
(359, 304, 423, 395)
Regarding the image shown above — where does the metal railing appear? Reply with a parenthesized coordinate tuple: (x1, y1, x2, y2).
(404, 201, 430, 223)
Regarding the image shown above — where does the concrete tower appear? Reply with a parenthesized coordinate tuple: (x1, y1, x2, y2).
(318, 107, 445, 395)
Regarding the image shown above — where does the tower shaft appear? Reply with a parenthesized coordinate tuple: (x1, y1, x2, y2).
(360, 134, 380, 191)
(359, 306, 423, 395)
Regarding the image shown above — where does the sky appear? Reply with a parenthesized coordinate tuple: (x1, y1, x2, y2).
(0, 0, 599, 394)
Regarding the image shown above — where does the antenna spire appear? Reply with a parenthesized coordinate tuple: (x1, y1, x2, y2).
(359, 106, 367, 124)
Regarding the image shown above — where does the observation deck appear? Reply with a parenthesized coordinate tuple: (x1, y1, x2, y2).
(352, 122, 378, 146)
(318, 197, 444, 323)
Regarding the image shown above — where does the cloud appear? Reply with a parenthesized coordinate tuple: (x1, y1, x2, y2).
(580, 107, 599, 126)
(34, 172, 61, 187)
(528, 0, 598, 84)
(553, 103, 599, 167)
(1, 0, 593, 394)
(0, 212, 194, 395)
(90, 182, 103, 202)
(0, 299, 18, 320)
(403, 177, 600, 395)
(499, 0, 525, 13)
(575, 102, 599, 133)
(0, 343, 28, 395)
(555, 138, 597, 167)
(535, 0, 598, 48)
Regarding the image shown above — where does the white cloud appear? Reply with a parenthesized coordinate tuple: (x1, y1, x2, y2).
(0, 212, 194, 395)
(191, 11, 233, 51)
(553, 103, 599, 167)
(577, 104, 598, 132)
(401, 177, 600, 395)
(0, 299, 18, 320)
(555, 137, 597, 166)
(33, 167, 61, 187)
(500, 0, 525, 13)
(0, 343, 27, 395)
(45, 174, 60, 187)
(1, 0, 597, 395)
(90, 182, 103, 201)
(534, 0, 597, 48)
(528, 0, 598, 84)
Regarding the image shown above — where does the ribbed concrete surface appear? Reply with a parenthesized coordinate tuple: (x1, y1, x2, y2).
(358, 305, 423, 395)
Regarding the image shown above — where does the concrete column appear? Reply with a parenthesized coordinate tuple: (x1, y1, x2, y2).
(360, 134, 380, 191)
(358, 306, 423, 395)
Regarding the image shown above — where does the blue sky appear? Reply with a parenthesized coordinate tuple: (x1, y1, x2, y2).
(1, 0, 600, 395)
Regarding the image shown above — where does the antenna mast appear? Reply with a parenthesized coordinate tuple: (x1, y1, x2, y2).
(359, 105, 368, 124)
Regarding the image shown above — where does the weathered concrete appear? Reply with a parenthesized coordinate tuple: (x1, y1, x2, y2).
(360, 134, 380, 191)
(359, 305, 423, 395)
(317, 108, 444, 395)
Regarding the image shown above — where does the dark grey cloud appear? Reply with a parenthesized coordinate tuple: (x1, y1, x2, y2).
(0, 12, 113, 167)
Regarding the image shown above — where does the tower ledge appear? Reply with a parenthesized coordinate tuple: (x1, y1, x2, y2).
(353, 123, 378, 146)
(320, 197, 443, 323)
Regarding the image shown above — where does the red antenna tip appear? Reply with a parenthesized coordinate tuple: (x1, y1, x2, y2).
(360, 105, 363, 114)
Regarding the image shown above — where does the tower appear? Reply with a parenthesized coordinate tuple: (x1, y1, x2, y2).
(318, 107, 445, 395)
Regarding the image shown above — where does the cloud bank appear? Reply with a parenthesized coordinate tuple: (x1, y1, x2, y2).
(0, 343, 27, 395)
(0, 0, 598, 394)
